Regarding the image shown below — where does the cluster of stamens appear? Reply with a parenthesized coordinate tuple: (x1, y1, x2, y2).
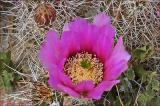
(64, 52, 103, 85)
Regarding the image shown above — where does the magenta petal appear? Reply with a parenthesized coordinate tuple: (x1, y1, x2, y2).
(68, 17, 88, 32)
(104, 37, 131, 80)
(104, 60, 128, 80)
(59, 72, 74, 88)
(87, 80, 120, 99)
(93, 13, 116, 39)
(93, 13, 116, 61)
(61, 31, 80, 57)
(57, 84, 80, 98)
(93, 13, 116, 38)
(93, 12, 111, 27)
(94, 32, 113, 62)
(48, 76, 60, 90)
(108, 37, 131, 62)
(45, 31, 61, 57)
(75, 80, 94, 92)
(63, 23, 70, 31)
(78, 25, 97, 52)
(39, 30, 63, 68)
(47, 66, 61, 90)
(47, 65, 74, 90)
(66, 17, 97, 52)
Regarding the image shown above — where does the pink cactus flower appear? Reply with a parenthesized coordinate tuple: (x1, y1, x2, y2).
(39, 13, 131, 99)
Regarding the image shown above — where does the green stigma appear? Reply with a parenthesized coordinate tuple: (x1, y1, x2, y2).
(80, 60, 91, 69)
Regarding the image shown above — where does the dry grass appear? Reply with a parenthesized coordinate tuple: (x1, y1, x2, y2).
(0, 0, 160, 105)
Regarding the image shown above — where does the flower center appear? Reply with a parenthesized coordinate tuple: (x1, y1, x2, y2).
(64, 52, 103, 85)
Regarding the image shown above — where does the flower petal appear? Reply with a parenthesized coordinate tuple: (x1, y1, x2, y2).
(61, 31, 80, 57)
(59, 71, 74, 88)
(48, 66, 61, 90)
(75, 80, 94, 92)
(68, 17, 88, 32)
(87, 80, 120, 99)
(39, 30, 63, 68)
(109, 37, 131, 62)
(93, 12, 111, 27)
(66, 17, 97, 52)
(57, 84, 80, 98)
(104, 60, 128, 80)
(93, 12, 116, 38)
(93, 13, 116, 61)
(63, 23, 70, 31)
(48, 76, 60, 90)
(93, 30, 114, 62)
(47, 65, 74, 90)
(104, 37, 131, 80)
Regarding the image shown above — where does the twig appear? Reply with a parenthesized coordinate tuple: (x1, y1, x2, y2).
(116, 85, 124, 106)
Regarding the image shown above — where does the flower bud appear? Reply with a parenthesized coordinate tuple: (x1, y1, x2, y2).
(34, 3, 56, 27)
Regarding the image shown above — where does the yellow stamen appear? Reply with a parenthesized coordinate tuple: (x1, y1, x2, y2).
(64, 52, 103, 85)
